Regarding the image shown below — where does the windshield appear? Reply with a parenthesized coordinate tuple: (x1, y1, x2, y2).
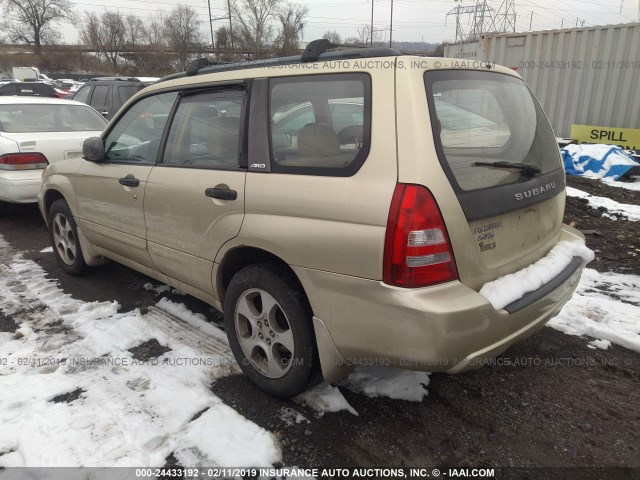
(425, 70, 561, 192)
(0, 103, 107, 133)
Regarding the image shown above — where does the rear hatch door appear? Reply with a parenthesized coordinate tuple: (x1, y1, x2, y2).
(422, 69, 566, 290)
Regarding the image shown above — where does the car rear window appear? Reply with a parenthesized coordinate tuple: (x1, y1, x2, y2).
(424, 70, 561, 192)
(0, 104, 107, 133)
(0, 83, 56, 97)
(269, 73, 371, 176)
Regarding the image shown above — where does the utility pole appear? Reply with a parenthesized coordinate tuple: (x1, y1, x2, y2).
(370, 0, 374, 46)
(207, 0, 215, 52)
(389, 0, 394, 48)
(227, 0, 234, 52)
(446, 0, 496, 43)
(495, 0, 517, 33)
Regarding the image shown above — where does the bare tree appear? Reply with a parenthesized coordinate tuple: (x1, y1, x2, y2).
(164, 5, 203, 70)
(322, 30, 342, 45)
(274, 3, 308, 55)
(124, 14, 145, 48)
(80, 11, 126, 70)
(143, 12, 166, 47)
(1, 0, 75, 55)
(215, 26, 230, 51)
(346, 25, 384, 47)
(232, 0, 280, 58)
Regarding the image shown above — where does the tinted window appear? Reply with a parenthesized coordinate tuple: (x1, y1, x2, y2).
(119, 85, 142, 104)
(162, 90, 244, 169)
(0, 84, 18, 95)
(91, 85, 110, 107)
(73, 85, 92, 104)
(104, 92, 177, 163)
(0, 83, 56, 97)
(425, 71, 561, 192)
(0, 104, 107, 133)
(269, 73, 371, 176)
(273, 103, 315, 135)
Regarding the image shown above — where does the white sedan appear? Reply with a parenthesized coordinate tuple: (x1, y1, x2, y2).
(0, 97, 107, 213)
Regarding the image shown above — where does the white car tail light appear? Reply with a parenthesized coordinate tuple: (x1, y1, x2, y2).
(0, 153, 49, 170)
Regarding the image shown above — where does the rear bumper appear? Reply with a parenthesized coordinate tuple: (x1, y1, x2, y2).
(295, 225, 587, 381)
(0, 170, 42, 204)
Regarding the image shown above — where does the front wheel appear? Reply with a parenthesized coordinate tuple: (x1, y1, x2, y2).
(224, 263, 321, 397)
(48, 199, 87, 275)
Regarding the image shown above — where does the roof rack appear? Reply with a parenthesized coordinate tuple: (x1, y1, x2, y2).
(88, 76, 142, 82)
(158, 39, 402, 83)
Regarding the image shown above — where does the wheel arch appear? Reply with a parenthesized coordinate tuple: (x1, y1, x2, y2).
(42, 188, 66, 222)
(43, 187, 107, 267)
(216, 246, 352, 385)
(217, 246, 309, 310)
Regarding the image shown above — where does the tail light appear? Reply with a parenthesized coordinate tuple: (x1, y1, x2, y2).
(383, 183, 458, 287)
(0, 153, 49, 170)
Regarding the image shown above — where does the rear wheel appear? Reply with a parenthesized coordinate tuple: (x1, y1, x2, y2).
(48, 199, 87, 275)
(224, 263, 321, 397)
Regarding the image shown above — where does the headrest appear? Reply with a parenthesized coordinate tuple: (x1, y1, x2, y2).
(298, 122, 340, 157)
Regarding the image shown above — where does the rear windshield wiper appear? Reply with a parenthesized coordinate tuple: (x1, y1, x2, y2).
(474, 161, 541, 177)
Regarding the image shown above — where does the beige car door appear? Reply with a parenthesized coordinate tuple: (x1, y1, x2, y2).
(75, 92, 178, 268)
(143, 88, 247, 296)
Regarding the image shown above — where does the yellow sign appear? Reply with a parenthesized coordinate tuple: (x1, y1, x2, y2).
(570, 124, 640, 150)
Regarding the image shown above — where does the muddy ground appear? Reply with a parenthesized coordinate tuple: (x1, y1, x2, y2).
(0, 176, 639, 473)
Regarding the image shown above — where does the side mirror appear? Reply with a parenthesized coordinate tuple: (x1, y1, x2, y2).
(83, 137, 106, 163)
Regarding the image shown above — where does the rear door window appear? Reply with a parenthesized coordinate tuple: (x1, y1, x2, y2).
(90, 85, 111, 110)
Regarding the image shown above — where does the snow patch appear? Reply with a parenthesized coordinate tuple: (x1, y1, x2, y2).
(602, 177, 640, 192)
(550, 268, 640, 353)
(341, 366, 430, 402)
(587, 339, 612, 350)
(39, 247, 53, 253)
(0, 236, 281, 467)
(566, 186, 640, 221)
(144, 282, 186, 296)
(279, 407, 310, 427)
(294, 383, 358, 417)
(480, 241, 594, 310)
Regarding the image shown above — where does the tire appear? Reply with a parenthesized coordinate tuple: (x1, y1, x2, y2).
(224, 263, 321, 397)
(48, 199, 87, 275)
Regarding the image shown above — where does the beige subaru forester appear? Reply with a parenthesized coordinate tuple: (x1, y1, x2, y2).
(39, 40, 589, 397)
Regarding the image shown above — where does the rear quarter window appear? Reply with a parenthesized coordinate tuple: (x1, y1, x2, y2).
(269, 73, 371, 177)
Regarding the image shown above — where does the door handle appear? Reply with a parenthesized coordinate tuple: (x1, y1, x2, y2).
(205, 187, 237, 200)
(119, 175, 140, 187)
(100, 111, 109, 117)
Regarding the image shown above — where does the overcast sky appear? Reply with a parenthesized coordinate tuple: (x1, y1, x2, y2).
(58, 0, 640, 45)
